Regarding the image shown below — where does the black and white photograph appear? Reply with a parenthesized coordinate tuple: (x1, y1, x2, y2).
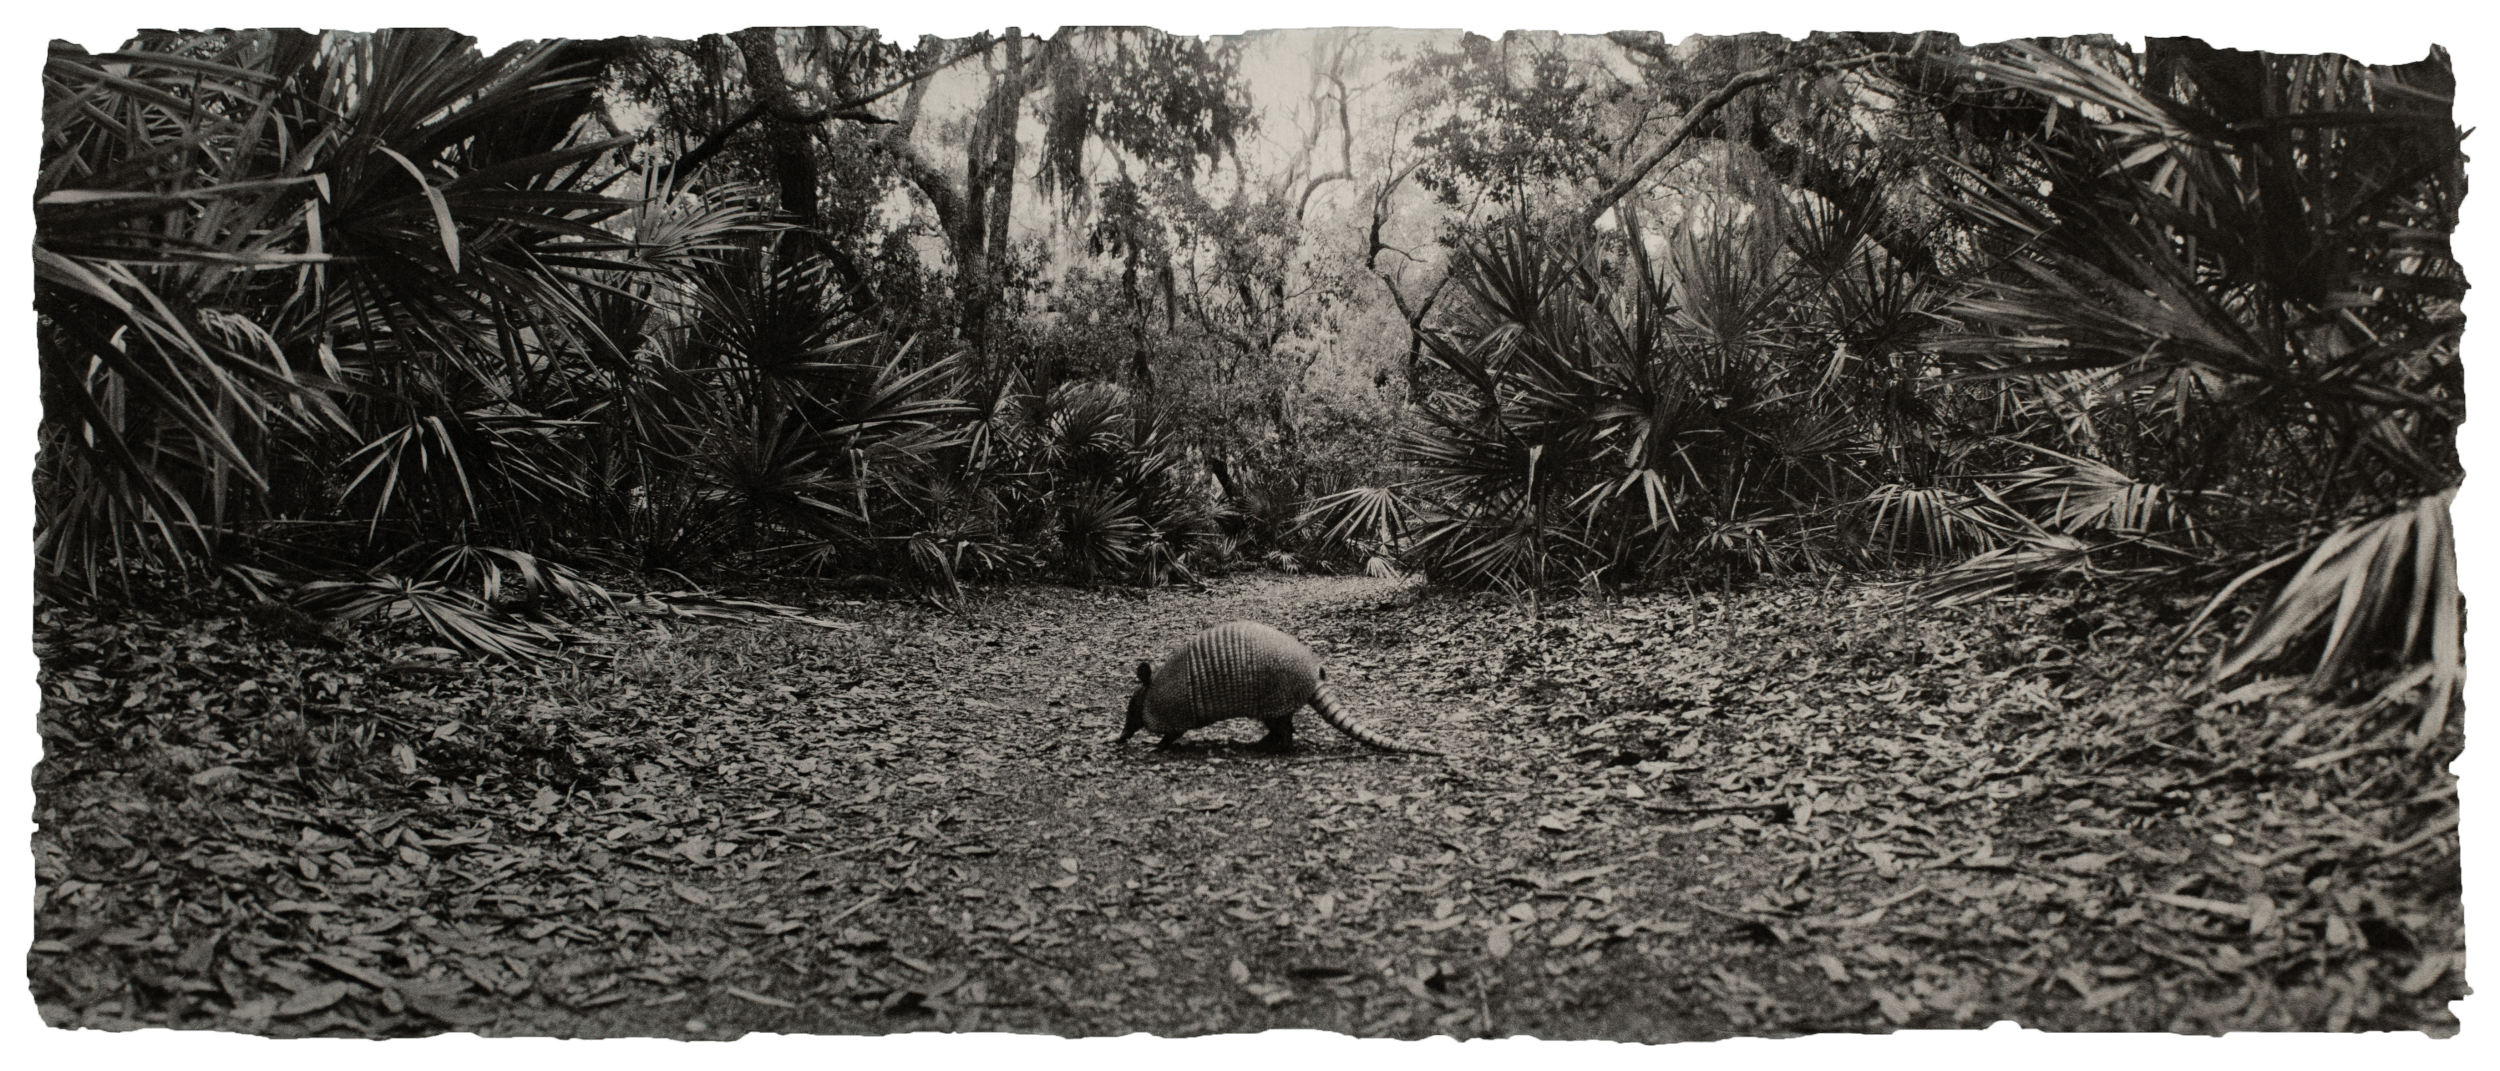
(14, 1, 2486, 1059)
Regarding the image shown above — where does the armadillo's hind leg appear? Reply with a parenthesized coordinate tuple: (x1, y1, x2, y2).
(1254, 715, 1296, 752)
(1155, 733, 1184, 750)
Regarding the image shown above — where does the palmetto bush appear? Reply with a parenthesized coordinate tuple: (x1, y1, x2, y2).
(629, 250, 974, 584)
(970, 380, 1217, 586)
(1310, 205, 1954, 594)
(35, 29, 987, 648)
(38, 31, 641, 590)
(1927, 40, 2462, 736)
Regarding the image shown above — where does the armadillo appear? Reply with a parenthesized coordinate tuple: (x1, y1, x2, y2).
(1120, 620, 1440, 755)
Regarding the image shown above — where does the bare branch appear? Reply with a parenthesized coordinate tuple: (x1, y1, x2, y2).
(1577, 47, 1921, 230)
(736, 26, 997, 124)
(652, 32, 988, 189)
(1296, 170, 1351, 222)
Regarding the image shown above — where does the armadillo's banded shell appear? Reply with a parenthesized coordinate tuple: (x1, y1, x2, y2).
(1138, 620, 1323, 734)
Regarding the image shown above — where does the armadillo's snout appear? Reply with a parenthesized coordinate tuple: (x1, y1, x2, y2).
(1118, 688, 1147, 743)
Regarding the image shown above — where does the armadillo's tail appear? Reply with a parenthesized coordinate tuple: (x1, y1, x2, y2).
(1310, 681, 1441, 756)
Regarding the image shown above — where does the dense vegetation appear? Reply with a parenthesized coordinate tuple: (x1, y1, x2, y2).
(30, 24, 2466, 1040)
(37, 27, 2459, 741)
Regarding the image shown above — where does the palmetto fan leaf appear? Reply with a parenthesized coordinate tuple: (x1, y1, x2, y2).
(965, 379, 1215, 587)
(1924, 39, 2460, 728)
(1861, 484, 2007, 559)
(414, 542, 611, 609)
(1402, 396, 1543, 503)
(1993, 445, 2213, 544)
(2193, 488, 2460, 743)
(1668, 207, 1792, 350)
(671, 394, 864, 540)
(603, 172, 781, 273)
(1919, 534, 2097, 607)
(294, 574, 564, 661)
(1941, 40, 2461, 425)
(1379, 214, 1895, 592)
(38, 29, 654, 585)
(1055, 485, 1147, 584)
(1407, 508, 1590, 593)
(820, 343, 976, 440)
(1298, 486, 1416, 550)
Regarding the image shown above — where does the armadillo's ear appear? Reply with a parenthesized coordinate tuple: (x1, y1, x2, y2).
(1135, 660, 1154, 685)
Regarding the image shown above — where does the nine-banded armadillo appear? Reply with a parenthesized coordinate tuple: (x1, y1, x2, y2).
(1120, 620, 1440, 755)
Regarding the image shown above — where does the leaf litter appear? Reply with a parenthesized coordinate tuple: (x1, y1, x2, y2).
(31, 574, 2461, 1038)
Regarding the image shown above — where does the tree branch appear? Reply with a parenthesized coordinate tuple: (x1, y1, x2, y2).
(880, 141, 965, 245)
(1577, 48, 1920, 230)
(1364, 160, 1424, 272)
(653, 33, 990, 184)
(1296, 170, 1351, 222)
(736, 25, 996, 123)
(660, 101, 768, 182)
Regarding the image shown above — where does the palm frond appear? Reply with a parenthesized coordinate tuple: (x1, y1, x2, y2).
(1861, 484, 2009, 559)
(1994, 445, 2214, 544)
(2198, 487, 2459, 743)
(296, 574, 562, 660)
(1919, 534, 2097, 607)
(1297, 485, 1415, 551)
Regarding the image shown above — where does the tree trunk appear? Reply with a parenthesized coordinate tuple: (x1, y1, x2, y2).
(957, 28, 1024, 355)
(1207, 453, 1243, 504)
(985, 31, 1026, 294)
(882, 110, 963, 239)
(731, 29, 820, 238)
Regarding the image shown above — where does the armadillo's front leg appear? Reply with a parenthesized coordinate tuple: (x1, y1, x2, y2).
(1155, 733, 1183, 749)
(1254, 715, 1295, 752)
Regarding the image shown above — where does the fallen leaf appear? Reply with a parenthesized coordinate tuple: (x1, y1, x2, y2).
(832, 929, 887, 949)
(1872, 987, 1919, 1025)
(2080, 981, 2140, 1011)
(309, 953, 394, 989)
(402, 990, 493, 1027)
(2399, 953, 2452, 995)
(2142, 892, 2251, 919)
(275, 982, 350, 1017)
(2057, 852, 2118, 874)
(2246, 893, 2278, 934)
(725, 985, 796, 1008)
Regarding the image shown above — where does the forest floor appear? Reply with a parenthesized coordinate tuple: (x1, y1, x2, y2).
(30, 572, 2465, 1041)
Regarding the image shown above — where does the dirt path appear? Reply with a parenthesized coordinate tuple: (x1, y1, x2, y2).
(34, 573, 2462, 1038)
(501, 573, 1737, 1041)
